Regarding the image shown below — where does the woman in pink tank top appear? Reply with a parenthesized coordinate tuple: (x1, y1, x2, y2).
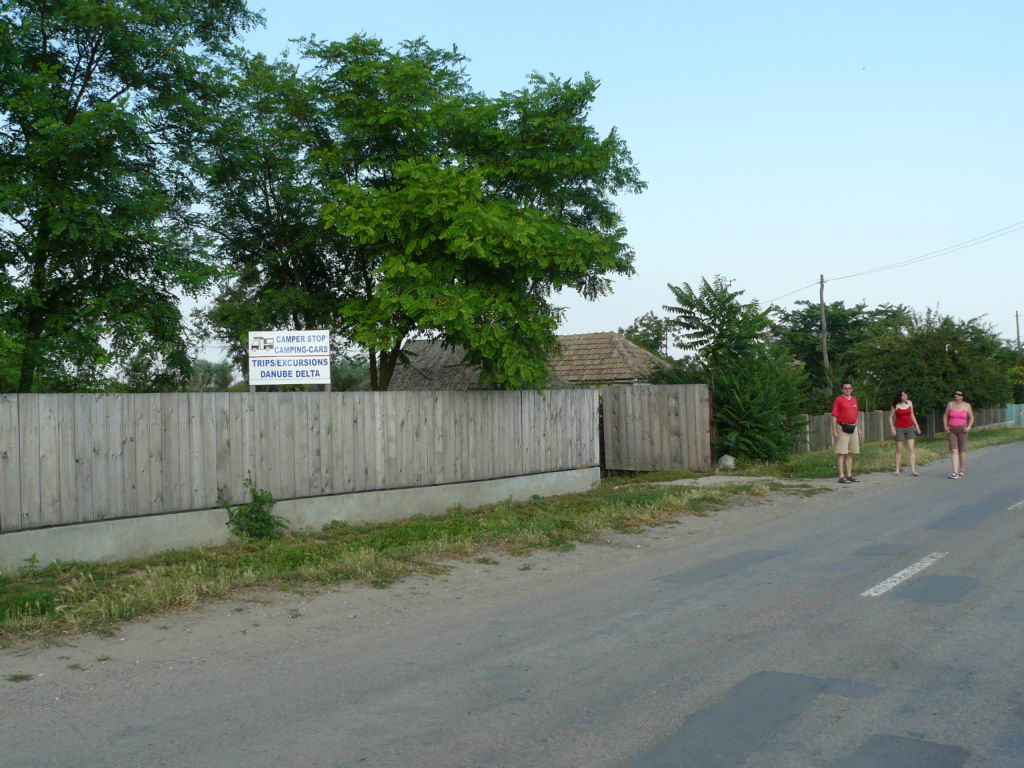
(943, 388, 975, 478)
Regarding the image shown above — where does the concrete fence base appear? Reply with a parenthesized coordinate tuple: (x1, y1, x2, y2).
(0, 467, 600, 572)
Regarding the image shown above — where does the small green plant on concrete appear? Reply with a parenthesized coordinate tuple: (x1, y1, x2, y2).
(221, 478, 288, 541)
(6, 673, 33, 682)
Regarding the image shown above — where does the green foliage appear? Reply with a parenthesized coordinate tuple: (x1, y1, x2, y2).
(712, 349, 809, 461)
(0, 0, 260, 392)
(646, 356, 707, 385)
(663, 275, 808, 460)
(203, 35, 644, 391)
(197, 52, 355, 373)
(1010, 361, 1024, 403)
(0, 579, 56, 621)
(772, 301, 912, 411)
(221, 479, 288, 541)
(187, 359, 235, 392)
(845, 308, 1013, 412)
(617, 311, 671, 356)
(332, 355, 371, 391)
(664, 276, 770, 383)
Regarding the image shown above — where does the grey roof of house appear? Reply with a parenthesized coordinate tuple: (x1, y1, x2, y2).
(348, 332, 668, 391)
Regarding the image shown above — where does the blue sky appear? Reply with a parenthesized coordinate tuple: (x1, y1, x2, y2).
(238, 0, 1024, 348)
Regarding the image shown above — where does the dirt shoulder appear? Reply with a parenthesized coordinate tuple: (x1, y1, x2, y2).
(0, 479, 834, 690)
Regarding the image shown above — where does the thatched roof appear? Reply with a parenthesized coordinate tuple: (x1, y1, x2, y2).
(348, 332, 668, 391)
(550, 332, 670, 385)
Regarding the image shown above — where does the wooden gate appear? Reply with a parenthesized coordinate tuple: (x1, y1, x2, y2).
(601, 384, 713, 472)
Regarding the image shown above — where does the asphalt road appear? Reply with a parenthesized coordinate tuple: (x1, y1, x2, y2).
(3, 441, 1024, 767)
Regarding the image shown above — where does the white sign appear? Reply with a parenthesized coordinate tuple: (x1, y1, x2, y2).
(248, 330, 331, 386)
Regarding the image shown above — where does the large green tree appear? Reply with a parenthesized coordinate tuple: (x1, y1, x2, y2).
(0, 0, 259, 392)
(772, 300, 911, 411)
(318, 36, 644, 390)
(203, 35, 644, 390)
(847, 308, 1013, 413)
(197, 52, 355, 371)
(664, 276, 770, 385)
(664, 275, 808, 461)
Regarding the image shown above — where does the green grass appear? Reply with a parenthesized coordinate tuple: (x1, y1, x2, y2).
(0, 478, 787, 644)
(732, 425, 1024, 478)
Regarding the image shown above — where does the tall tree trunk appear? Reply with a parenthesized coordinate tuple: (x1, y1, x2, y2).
(17, 249, 51, 392)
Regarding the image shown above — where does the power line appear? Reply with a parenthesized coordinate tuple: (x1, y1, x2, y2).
(829, 218, 1024, 283)
(767, 218, 1024, 304)
(768, 280, 819, 303)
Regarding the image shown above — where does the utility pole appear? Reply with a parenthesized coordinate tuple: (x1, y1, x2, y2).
(1016, 310, 1021, 353)
(819, 274, 831, 390)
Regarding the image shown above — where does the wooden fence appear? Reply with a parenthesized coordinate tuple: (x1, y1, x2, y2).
(601, 384, 713, 472)
(794, 406, 1010, 453)
(0, 390, 599, 534)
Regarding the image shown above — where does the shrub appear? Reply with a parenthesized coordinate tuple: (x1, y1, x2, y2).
(221, 479, 288, 540)
(712, 348, 808, 462)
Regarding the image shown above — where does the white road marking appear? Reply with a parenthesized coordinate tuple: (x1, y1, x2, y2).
(1009, 499, 1024, 511)
(861, 552, 949, 597)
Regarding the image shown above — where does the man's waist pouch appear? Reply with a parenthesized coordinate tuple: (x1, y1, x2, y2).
(840, 423, 856, 434)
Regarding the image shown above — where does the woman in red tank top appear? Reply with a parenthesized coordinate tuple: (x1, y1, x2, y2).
(889, 389, 921, 475)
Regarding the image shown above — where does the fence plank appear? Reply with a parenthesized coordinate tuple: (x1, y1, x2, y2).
(316, 393, 331, 495)
(119, 396, 136, 519)
(147, 395, 164, 513)
(57, 394, 77, 524)
(161, 394, 181, 512)
(17, 396, 41, 530)
(226, 394, 244, 503)
(88, 395, 110, 520)
(333, 392, 352, 493)
(38, 396, 62, 527)
(105, 395, 125, 519)
(132, 394, 151, 517)
(293, 393, 311, 498)
(214, 392, 231, 503)
(0, 395, 21, 532)
(187, 393, 204, 510)
(280, 393, 299, 499)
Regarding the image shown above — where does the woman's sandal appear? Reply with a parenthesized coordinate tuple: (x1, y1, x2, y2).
(947, 473, 959, 479)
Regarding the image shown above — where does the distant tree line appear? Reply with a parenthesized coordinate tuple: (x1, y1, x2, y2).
(1, 1, 644, 393)
(618, 276, 1022, 461)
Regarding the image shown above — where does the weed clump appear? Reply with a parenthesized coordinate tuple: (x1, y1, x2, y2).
(221, 479, 288, 541)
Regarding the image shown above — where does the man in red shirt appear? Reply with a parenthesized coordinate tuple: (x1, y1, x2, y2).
(831, 380, 863, 484)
